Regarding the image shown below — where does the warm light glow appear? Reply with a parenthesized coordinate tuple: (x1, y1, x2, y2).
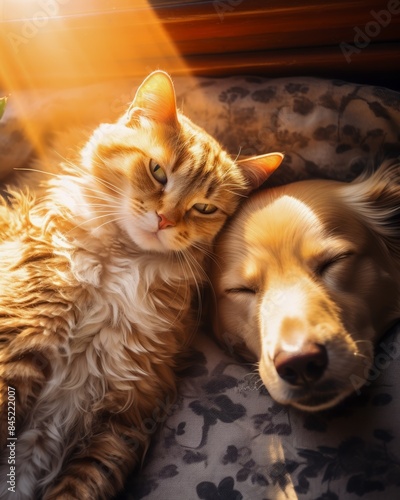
(0, 0, 193, 162)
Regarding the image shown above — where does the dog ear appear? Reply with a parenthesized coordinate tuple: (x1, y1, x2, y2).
(344, 160, 400, 259)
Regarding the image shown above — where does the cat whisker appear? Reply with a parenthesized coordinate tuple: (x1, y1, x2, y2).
(142, 253, 191, 334)
(76, 202, 122, 210)
(171, 254, 193, 326)
(55, 156, 86, 175)
(67, 212, 122, 233)
(53, 148, 81, 164)
(73, 191, 121, 205)
(84, 209, 122, 214)
(91, 168, 126, 198)
(243, 371, 261, 382)
(75, 199, 124, 212)
(188, 243, 219, 299)
(175, 252, 200, 344)
(177, 250, 206, 333)
(61, 157, 126, 198)
(191, 242, 218, 265)
(182, 248, 208, 285)
(241, 361, 259, 369)
(225, 189, 248, 199)
(72, 182, 124, 205)
(218, 161, 242, 182)
(213, 178, 249, 199)
(76, 189, 121, 205)
(217, 180, 249, 191)
(94, 215, 127, 232)
(255, 379, 265, 391)
(233, 146, 243, 163)
(14, 167, 61, 179)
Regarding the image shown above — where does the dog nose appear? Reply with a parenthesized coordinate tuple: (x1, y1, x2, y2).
(274, 343, 328, 386)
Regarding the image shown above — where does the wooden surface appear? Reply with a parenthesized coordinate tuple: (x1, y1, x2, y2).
(0, 0, 399, 90)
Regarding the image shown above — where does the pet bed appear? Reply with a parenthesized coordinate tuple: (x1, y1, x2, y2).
(1, 75, 400, 500)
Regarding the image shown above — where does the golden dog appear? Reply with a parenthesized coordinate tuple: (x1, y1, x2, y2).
(212, 161, 400, 411)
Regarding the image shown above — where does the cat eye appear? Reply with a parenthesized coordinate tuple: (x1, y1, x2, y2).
(193, 203, 218, 214)
(150, 159, 167, 185)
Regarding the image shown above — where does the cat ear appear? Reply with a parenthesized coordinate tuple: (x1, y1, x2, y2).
(125, 71, 178, 126)
(237, 152, 284, 191)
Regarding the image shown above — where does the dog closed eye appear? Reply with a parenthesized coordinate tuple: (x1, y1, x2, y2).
(314, 251, 354, 277)
(226, 287, 258, 294)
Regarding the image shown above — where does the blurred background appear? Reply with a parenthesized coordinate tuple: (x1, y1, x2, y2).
(0, 0, 399, 91)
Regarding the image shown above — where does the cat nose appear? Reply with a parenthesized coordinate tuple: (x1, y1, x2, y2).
(157, 213, 176, 230)
(274, 343, 328, 386)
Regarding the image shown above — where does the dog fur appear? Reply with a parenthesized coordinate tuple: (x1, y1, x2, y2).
(212, 161, 400, 411)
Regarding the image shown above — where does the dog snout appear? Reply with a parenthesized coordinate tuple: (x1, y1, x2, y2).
(274, 342, 328, 386)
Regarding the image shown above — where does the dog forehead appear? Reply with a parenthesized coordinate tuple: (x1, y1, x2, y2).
(243, 194, 323, 245)
(215, 195, 326, 286)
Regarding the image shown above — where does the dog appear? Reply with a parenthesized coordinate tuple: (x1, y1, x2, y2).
(211, 161, 400, 411)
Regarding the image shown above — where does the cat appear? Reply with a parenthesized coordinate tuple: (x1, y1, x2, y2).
(0, 70, 283, 499)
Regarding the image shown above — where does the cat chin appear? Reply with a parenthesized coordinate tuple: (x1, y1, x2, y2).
(125, 226, 173, 253)
(134, 230, 165, 252)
